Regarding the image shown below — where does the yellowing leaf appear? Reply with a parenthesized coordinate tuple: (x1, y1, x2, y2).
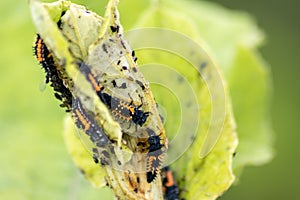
(63, 116, 106, 188)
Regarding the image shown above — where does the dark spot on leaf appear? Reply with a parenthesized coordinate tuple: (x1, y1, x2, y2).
(120, 82, 127, 89)
(128, 76, 134, 81)
(79, 168, 85, 175)
(121, 40, 126, 49)
(109, 146, 115, 154)
(186, 101, 192, 108)
(199, 61, 207, 71)
(177, 76, 183, 83)
(111, 80, 117, 87)
(102, 44, 108, 53)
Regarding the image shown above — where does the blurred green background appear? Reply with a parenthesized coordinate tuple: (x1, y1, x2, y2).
(0, 0, 299, 199)
(210, 0, 300, 199)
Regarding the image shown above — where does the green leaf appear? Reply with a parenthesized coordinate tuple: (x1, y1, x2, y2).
(126, 3, 237, 200)
(165, 0, 274, 176)
(226, 46, 273, 176)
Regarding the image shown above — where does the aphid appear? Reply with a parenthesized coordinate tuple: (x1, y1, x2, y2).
(78, 62, 150, 128)
(131, 50, 138, 62)
(161, 166, 179, 200)
(34, 34, 72, 111)
(72, 98, 110, 148)
(110, 25, 119, 33)
(146, 128, 164, 183)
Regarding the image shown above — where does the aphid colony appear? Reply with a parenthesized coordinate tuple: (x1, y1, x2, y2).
(32, 0, 178, 199)
(34, 35, 164, 182)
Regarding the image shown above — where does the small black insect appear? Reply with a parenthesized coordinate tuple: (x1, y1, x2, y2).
(92, 148, 100, 164)
(93, 154, 99, 164)
(131, 50, 138, 62)
(135, 80, 145, 90)
(110, 25, 119, 33)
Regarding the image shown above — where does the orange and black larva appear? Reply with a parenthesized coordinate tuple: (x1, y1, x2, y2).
(146, 128, 164, 183)
(161, 166, 179, 200)
(101, 93, 150, 128)
(34, 34, 53, 83)
(72, 98, 110, 150)
(78, 62, 150, 128)
(34, 34, 72, 112)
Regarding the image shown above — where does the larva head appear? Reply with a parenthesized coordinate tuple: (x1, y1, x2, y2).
(132, 110, 150, 127)
(148, 135, 163, 152)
